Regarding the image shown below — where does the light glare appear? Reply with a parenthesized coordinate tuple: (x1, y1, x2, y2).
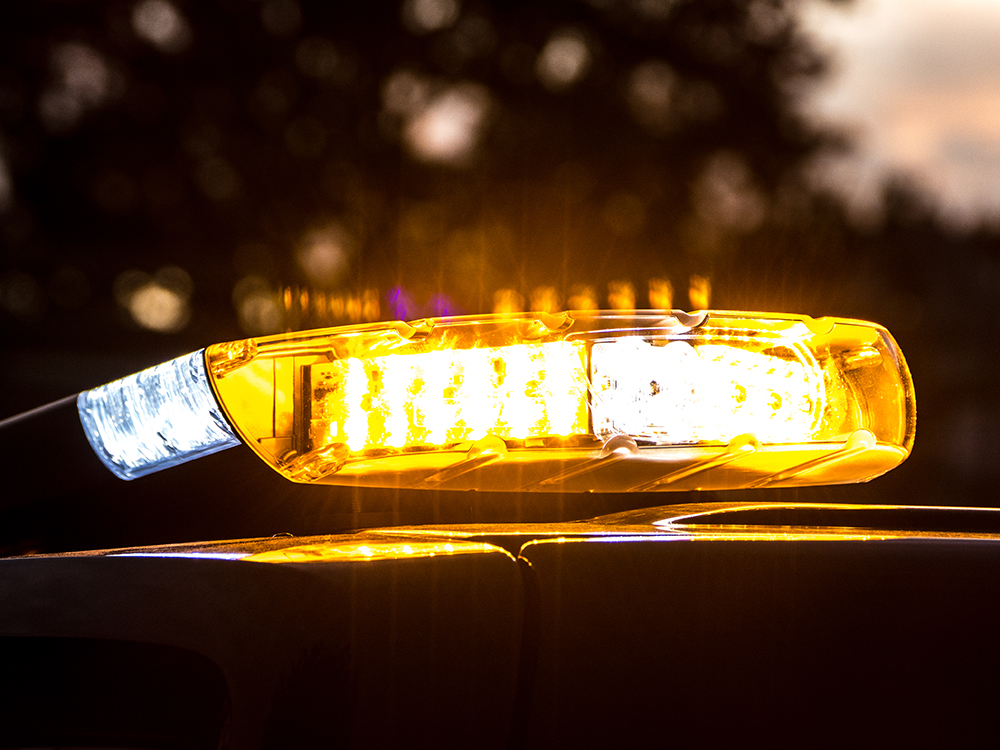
(203, 311, 915, 491)
(309, 342, 589, 452)
(591, 338, 824, 445)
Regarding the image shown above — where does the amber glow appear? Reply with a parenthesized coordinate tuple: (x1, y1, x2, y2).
(530, 286, 562, 313)
(648, 278, 673, 309)
(689, 274, 711, 309)
(567, 285, 597, 310)
(310, 341, 589, 452)
(205, 309, 916, 490)
(246, 538, 506, 563)
(493, 288, 524, 314)
(280, 286, 381, 328)
(272, 279, 715, 327)
(607, 281, 636, 311)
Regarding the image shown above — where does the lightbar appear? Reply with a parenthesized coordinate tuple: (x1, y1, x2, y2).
(78, 310, 916, 492)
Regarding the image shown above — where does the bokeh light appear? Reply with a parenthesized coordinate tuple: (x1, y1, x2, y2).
(295, 36, 342, 80)
(382, 69, 431, 117)
(1, 272, 45, 321)
(403, 84, 491, 165)
(536, 29, 591, 92)
(402, 0, 461, 34)
(627, 61, 676, 134)
(693, 152, 766, 233)
(530, 286, 561, 314)
(90, 170, 135, 214)
(39, 44, 115, 132)
(194, 158, 240, 202)
(607, 281, 636, 312)
(233, 276, 281, 335)
(648, 278, 673, 310)
(114, 267, 192, 333)
(296, 224, 351, 287)
(260, 0, 302, 37)
(493, 288, 523, 314)
(688, 275, 711, 310)
(131, 0, 192, 54)
(567, 285, 597, 312)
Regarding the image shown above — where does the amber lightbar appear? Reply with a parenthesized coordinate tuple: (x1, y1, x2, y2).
(78, 310, 916, 492)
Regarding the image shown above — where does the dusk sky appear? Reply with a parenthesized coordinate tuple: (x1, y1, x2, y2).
(804, 0, 1000, 226)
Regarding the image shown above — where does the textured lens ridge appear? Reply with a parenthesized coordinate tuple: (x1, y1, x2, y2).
(77, 350, 240, 479)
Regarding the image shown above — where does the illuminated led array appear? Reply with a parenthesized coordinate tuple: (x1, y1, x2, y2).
(591, 338, 825, 445)
(308, 341, 589, 452)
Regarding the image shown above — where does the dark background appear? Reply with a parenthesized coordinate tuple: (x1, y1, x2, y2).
(1, 0, 997, 527)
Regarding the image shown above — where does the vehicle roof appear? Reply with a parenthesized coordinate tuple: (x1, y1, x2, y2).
(14, 501, 1000, 561)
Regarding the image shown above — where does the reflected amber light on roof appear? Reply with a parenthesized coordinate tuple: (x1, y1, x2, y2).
(245, 539, 504, 563)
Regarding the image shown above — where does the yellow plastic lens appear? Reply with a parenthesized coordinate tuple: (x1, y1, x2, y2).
(204, 310, 916, 492)
(310, 342, 589, 453)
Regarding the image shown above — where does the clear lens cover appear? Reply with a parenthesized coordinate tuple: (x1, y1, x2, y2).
(204, 310, 915, 492)
(78, 350, 241, 480)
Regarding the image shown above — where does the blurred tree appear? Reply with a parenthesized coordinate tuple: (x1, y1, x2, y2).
(1, 0, 845, 353)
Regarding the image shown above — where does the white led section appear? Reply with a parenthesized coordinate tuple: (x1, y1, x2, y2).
(77, 349, 241, 480)
(590, 337, 826, 445)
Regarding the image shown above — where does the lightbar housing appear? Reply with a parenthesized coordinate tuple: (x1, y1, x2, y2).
(200, 310, 915, 492)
